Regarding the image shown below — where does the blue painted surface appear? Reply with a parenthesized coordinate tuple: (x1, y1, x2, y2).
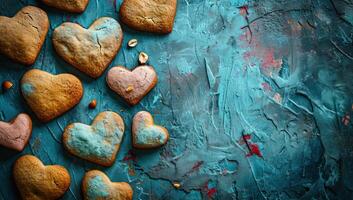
(0, 0, 352, 199)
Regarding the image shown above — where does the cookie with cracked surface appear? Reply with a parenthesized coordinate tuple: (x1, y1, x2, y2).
(82, 170, 133, 200)
(63, 111, 125, 166)
(119, 0, 177, 34)
(0, 113, 32, 151)
(13, 155, 71, 200)
(0, 6, 49, 65)
(106, 65, 157, 106)
(21, 69, 83, 122)
(42, 0, 89, 13)
(132, 111, 169, 149)
(53, 17, 123, 78)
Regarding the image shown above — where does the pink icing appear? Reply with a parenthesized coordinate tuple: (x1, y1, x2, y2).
(0, 113, 32, 151)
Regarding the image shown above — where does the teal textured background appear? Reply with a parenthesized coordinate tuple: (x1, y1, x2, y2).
(1, 0, 353, 199)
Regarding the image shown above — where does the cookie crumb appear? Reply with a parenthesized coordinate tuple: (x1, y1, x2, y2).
(2, 81, 13, 90)
(89, 99, 97, 109)
(139, 52, 149, 64)
(125, 86, 134, 93)
(128, 39, 138, 48)
(173, 182, 181, 189)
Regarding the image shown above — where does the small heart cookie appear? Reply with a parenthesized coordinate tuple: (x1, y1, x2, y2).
(42, 0, 89, 13)
(13, 155, 71, 200)
(120, 0, 177, 34)
(0, 6, 49, 65)
(53, 17, 123, 78)
(21, 69, 83, 122)
(63, 111, 125, 166)
(82, 170, 133, 200)
(132, 111, 169, 149)
(106, 65, 157, 105)
(0, 113, 32, 151)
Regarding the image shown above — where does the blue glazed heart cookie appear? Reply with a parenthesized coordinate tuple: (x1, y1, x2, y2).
(82, 170, 133, 200)
(53, 17, 123, 78)
(63, 111, 125, 166)
(132, 111, 169, 149)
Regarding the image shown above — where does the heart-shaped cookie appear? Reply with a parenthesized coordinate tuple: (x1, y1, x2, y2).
(132, 111, 169, 149)
(106, 65, 157, 105)
(21, 69, 83, 122)
(82, 170, 133, 200)
(0, 6, 49, 65)
(53, 17, 123, 78)
(0, 113, 32, 151)
(42, 0, 89, 13)
(63, 111, 125, 166)
(13, 155, 71, 200)
(119, 0, 177, 34)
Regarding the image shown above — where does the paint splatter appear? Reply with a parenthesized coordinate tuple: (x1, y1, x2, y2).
(239, 134, 263, 158)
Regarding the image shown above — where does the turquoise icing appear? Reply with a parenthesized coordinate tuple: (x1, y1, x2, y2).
(87, 175, 109, 199)
(135, 126, 167, 145)
(92, 18, 121, 39)
(21, 83, 34, 96)
(66, 113, 123, 161)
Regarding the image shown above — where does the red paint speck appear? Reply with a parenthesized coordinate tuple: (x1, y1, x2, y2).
(191, 161, 204, 171)
(207, 188, 217, 198)
(246, 143, 263, 158)
(262, 82, 272, 91)
(239, 5, 249, 16)
(342, 115, 350, 126)
(261, 49, 283, 69)
(123, 150, 137, 162)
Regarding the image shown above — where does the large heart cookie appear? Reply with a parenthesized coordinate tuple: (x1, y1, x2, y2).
(0, 6, 49, 65)
(21, 69, 83, 122)
(0, 113, 32, 151)
(82, 170, 133, 200)
(106, 65, 157, 105)
(42, 0, 89, 13)
(53, 17, 123, 78)
(119, 0, 177, 34)
(63, 111, 125, 166)
(132, 111, 169, 149)
(13, 155, 71, 200)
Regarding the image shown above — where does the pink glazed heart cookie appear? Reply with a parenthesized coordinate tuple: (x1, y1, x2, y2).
(63, 111, 125, 166)
(0, 113, 32, 151)
(132, 111, 169, 149)
(106, 65, 157, 105)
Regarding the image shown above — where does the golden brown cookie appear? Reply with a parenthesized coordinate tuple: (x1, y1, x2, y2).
(132, 111, 169, 149)
(119, 0, 177, 34)
(0, 6, 49, 65)
(21, 69, 83, 122)
(0, 113, 32, 151)
(53, 17, 123, 78)
(63, 111, 125, 166)
(13, 155, 71, 200)
(106, 65, 157, 105)
(82, 170, 133, 200)
(42, 0, 89, 13)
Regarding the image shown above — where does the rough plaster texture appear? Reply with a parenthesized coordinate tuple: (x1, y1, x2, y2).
(0, 0, 353, 199)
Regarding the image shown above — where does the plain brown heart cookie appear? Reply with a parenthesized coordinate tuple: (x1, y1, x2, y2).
(0, 6, 49, 65)
(0, 113, 32, 151)
(120, 0, 177, 34)
(132, 111, 169, 149)
(21, 69, 83, 122)
(42, 0, 89, 13)
(106, 65, 157, 105)
(82, 170, 133, 200)
(13, 155, 71, 200)
(53, 17, 123, 78)
(63, 111, 125, 166)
